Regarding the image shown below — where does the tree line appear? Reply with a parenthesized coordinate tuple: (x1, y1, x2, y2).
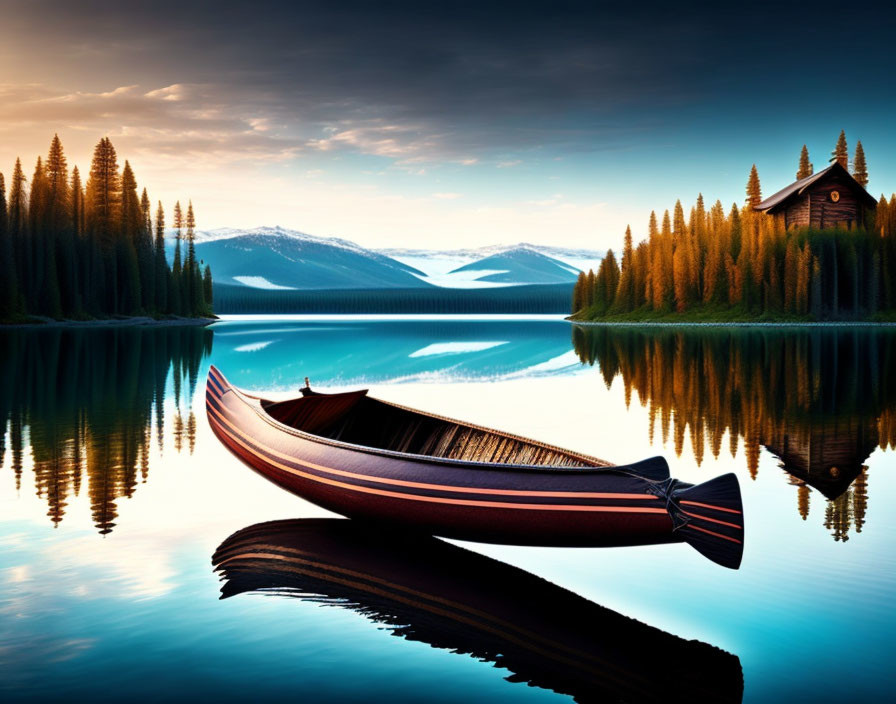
(0, 135, 213, 322)
(215, 282, 574, 314)
(573, 133, 896, 320)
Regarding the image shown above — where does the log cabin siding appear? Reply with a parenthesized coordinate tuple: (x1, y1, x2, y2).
(809, 172, 861, 229)
(784, 195, 810, 229)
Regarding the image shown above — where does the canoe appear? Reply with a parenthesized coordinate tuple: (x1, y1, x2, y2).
(206, 365, 744, 568)
(212, 518, 744, 703)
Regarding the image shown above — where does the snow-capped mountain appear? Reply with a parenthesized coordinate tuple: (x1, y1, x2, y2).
(378, 243, 605, 283)
(169, 227, 600, 290)
(449, 248, 580, 284)
(378, 242, 605, 263)
(176, 227, 429, 290)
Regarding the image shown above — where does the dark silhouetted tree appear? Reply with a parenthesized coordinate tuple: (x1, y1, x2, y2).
(0, 173, 18, 319)
(853, 140, 868, 187)
(154, 201, 168, 313)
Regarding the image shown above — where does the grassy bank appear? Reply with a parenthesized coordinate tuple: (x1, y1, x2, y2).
(568, 303, 896, 324)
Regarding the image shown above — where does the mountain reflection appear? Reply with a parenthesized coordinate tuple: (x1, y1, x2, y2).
(573, 326, 896, 541)
(213, 519, 743, 703)
(0, 327, 212, 533)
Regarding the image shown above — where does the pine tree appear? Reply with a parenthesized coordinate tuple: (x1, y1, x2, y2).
(8, 158, 27, 244)
(593, 250, 619, 315)
(45, 135, 78, 316)
(71, 167, 84, 238)
(746, 164, 762, 207)
(138, 187, 154, 311)
(120, 162, 141, 240)
(796, 144, 813, 180)
(185, 202, 203, 314)
(29, 156, 62, 316)
(118, 161, 142, 313)
(7, 159, 27, 315)
(672, 199, 687, 237)
(853, 140, 868, 187)
(154, 201, 168, 313)
(203, 264, 213, 312)
(645, 210, 658, 305)
(613, 225, 635, 312)
(572, 271, 586, 312)
(85, 138, 121, 313)
(171, 201, 183, 315)
(830, 129, 848, 168)
(0, 173, 18, 319)
(86, 137, 122, 250)
(44, 135, 69, 232)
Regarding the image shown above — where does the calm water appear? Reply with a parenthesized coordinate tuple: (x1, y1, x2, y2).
(1, 317, 894, 702)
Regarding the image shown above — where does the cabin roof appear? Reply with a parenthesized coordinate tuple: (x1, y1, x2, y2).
(754, 161, 878, 212)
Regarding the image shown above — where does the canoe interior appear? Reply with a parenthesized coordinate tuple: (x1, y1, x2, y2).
(263, 391, 606, 468)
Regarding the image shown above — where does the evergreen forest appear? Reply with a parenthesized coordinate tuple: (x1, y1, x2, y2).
(572, 133, 896, 321)
(0, 135, 213, 323)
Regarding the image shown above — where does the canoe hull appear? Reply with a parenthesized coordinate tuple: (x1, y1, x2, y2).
(207, 367, 679, 547)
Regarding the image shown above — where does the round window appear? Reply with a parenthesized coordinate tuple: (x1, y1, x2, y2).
(830, 191, 840, 202)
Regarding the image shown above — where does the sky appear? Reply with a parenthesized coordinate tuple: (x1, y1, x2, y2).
(2, 0, 896, 250)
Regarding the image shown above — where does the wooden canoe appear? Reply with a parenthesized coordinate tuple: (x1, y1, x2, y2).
(212, 518, 744, 703)
(206, 365, 744, 568)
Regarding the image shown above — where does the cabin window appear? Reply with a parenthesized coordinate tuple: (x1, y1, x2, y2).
(830, 191, 840, 202)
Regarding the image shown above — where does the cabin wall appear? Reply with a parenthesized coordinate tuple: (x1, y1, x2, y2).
(783, 196, 810, 228)
(808, 173, 862, 229)
(775, 172, 872, 230)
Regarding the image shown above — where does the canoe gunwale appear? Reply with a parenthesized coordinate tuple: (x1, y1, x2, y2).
(214, 374, 624, 476)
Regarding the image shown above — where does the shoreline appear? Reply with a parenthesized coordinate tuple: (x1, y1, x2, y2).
(1, 316, 217, 330)
(568, 319, 896, 328)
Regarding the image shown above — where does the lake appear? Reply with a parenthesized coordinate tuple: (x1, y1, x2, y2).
(1, 316, 894, 703)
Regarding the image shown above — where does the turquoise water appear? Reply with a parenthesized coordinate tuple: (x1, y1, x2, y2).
(1, 317, 894, 702)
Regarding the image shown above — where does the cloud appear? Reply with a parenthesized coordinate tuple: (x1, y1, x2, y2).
(0, 82, 309, 166)
(144, 84, 187, 102)
(0, 3, 719, 166)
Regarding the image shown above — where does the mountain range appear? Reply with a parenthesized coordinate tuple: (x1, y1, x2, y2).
(177, 227, 604, 290)
(448, 248, 579, 284)
(182, 227, 428, 290)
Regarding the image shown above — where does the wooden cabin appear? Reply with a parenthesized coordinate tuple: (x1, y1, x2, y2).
(754, 161, 877, 229)
(763, 417, 877, 499)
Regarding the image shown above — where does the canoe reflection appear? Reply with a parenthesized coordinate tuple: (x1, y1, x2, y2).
(212, 519, 743, 703)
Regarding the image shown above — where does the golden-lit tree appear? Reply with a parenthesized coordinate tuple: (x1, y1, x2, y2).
(746, 165, 762, 207)
(796, 144, 813, 180)
(830, 129, 848, 168)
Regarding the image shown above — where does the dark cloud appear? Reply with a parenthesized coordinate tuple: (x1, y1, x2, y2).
(4, 1, 896, 160)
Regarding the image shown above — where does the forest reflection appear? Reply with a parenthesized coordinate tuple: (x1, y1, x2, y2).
(0, 326, 212, 534)
(573, 326, 896, 541)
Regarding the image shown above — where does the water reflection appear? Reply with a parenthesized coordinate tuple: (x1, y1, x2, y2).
(213, 519, 744, 703)
(211, 319, 576, 388)
(572, 326, 896, 540)
(0, 327, 212, 533)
